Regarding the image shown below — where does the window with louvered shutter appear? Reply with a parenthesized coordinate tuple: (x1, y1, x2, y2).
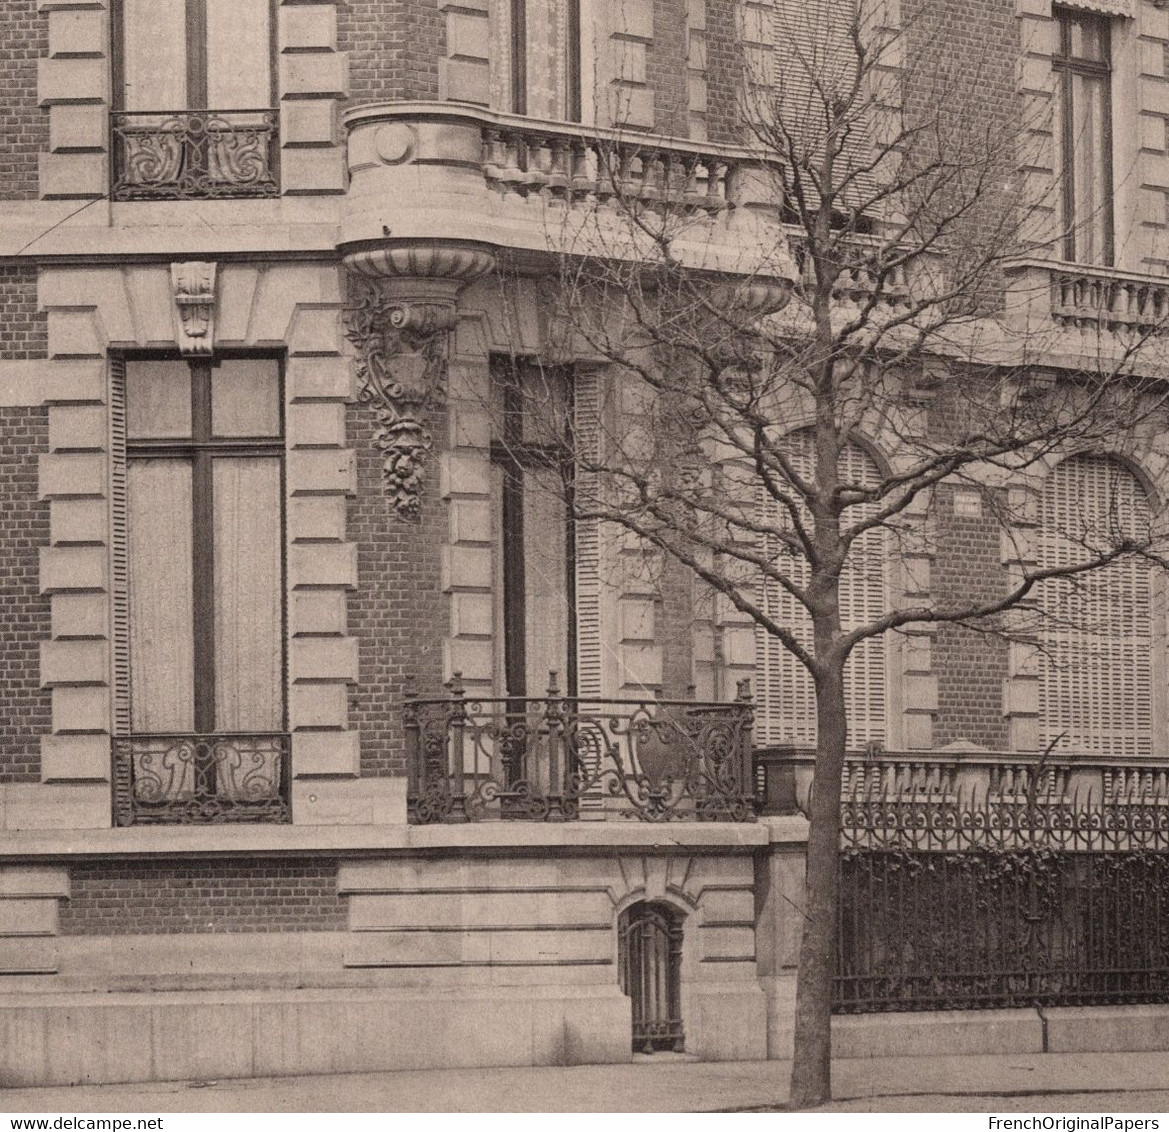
(762, 0, 876, 212)
(1038, 454, 1153, 757)
(573, 368, 604, 699)
(754, 432, 887, 748)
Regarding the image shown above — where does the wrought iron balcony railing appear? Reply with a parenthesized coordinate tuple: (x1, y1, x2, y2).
(112, 733, 291, 825)
(405, 674, 756, 823)
(111, 110, 279, 201)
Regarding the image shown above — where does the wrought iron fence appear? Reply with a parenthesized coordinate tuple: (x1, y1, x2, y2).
(837, 777, 1169, 1013)
(111, 110, 279, 200)
(112, 733, 291, 825)
(404, 673, 755, 823)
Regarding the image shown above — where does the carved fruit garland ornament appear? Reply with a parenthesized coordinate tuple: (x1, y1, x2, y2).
(343, 279, 456, 522)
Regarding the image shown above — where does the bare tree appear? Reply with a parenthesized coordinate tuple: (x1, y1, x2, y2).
(497, 0, 1169, 1107)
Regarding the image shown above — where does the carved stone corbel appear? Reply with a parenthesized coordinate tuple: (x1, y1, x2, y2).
(171, 261, 217, 355)
(342, 244, 496, 521)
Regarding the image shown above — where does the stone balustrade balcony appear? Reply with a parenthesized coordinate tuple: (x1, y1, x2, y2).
(341, 101, 798, 286)
(1005, 259, 1169, 373)
(756, 743, 1169, 817)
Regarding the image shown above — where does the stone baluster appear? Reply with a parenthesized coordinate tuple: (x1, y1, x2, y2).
(546, 137, 571, 206)
(482, 127, 507, 185)
(525, 134, 551, 196)
(704, 159, 725, 212)
(569, 137, 597, 200)
(497, 128, 527, 198)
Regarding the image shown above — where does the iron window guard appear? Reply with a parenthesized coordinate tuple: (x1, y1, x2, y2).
(112, 732, 292, 825)
(111, 109, 280, 201)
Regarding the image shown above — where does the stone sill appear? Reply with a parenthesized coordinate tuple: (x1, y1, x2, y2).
(0, 817, 807, 859)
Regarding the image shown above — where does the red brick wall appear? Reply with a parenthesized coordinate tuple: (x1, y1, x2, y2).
(704, 0, 740, 144)
(0, 267, 47, 359)
(0, 406, 50, 783)
(338, 0, 443, 105)
(650, 0, 690, 138)
(0, 0, 47, 201)
(58, 859, 346, 935)
(348, 404, 447, 777)
(902, 0, 1018, 289)
(932, 484, 1009, 750)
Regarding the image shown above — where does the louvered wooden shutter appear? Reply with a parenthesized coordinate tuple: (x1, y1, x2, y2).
(754, 433, 887, 748)
(109, 355, 131, 737)
(573, 367, 604, 699)
(1038, 454, 1153, 757)
(768, 0, 876, 212)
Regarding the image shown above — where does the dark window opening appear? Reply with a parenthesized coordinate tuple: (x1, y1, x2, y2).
(1053, 6, 1113, 265)
(619, 901, 686, 1053)
(114, 355, 289, 825)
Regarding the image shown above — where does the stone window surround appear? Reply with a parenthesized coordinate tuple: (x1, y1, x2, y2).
(1000, 446, 1169, 755)
(1018, 0, 1162, 274)
(37, 0, 348, 201)
(5, 259, 386, 834)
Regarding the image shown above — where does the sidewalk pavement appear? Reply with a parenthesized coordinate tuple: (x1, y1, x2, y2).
(5, 1052, 1169, 1113)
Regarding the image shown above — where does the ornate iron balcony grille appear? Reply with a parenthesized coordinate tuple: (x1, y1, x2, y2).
(112, 733, 292, 825)
(405, 674, 756, 823)
(836, 777, 1169, 1014)
(111, 110, 279, 201)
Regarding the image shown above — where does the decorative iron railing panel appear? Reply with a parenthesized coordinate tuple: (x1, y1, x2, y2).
(111, 110, 279, 201)
(405, 675, 755, 823)
(113, 733, 292, 825)
(836, 782, 1169, 1013)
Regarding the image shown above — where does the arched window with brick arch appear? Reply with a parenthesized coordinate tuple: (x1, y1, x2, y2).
(1037, 453, 1156, 758)
(753, 431, 888, 751)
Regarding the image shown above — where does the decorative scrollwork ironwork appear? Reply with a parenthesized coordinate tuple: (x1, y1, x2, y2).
(404, 672, 756, 823)
(112, 733, 291, 825)
(836, 778, 1169, 1014)
(112, 110, 279, 201)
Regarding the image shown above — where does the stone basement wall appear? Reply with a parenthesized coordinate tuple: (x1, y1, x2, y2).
(0, 0, 48, 201)
(57, 859, 347, 935)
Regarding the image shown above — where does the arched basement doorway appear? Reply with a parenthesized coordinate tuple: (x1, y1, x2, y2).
(618, 901, 685, 1053)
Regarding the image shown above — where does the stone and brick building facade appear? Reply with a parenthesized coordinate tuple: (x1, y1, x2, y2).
(0, 0, 1168, 1087)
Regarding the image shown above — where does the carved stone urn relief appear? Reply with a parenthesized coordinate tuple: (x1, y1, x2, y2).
(342, 243, 496, 521)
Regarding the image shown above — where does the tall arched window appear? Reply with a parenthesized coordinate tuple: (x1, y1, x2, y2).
(1038, 453, 1154, 757)
(754, 433, 887, 749)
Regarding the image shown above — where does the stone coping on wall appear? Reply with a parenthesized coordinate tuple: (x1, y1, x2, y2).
(0, 816, 808, 860)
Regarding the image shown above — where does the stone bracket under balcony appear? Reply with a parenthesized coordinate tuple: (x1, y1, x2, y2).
(339, 101, 798, 287)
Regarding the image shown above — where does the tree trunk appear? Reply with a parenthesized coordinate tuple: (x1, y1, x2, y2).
(788, 655, 848, 1109)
